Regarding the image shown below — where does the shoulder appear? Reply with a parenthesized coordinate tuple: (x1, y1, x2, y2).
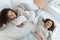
(37, 16, 44, 25)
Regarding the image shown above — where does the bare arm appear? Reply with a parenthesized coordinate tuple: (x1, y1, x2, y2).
(34, 31, 45, 40)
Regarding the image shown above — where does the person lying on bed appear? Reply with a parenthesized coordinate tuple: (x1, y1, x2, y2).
(0, 3, 37, 40)
(35, 17, 56, 40)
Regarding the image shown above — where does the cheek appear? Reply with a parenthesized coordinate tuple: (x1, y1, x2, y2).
(7, 15, 11, 19)
(8, 15, 15, 19)
(45, 23, 52, 28)
(48, 23, 52, 28)
(8, 16, 13, 19)
(10, 16, 14, 18)
(8, 14, 16, 19)
(46, 23, 49, 26)
(12, 13, 17, 17)
(49, 23, 52, 27)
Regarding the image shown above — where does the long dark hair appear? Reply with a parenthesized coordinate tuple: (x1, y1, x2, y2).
(0, 8, 17, 28)
(43, 19, 55, 32)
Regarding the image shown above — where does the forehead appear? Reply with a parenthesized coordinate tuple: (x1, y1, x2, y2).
(8, 10, 13, 12)
(7, 10, 14, 14)
(7, 10, 14, 15)
(46, 20, 52, 23)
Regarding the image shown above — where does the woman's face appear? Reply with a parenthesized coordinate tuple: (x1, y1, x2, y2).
(44, 21, 52, 29)
(7, 10, 17, 20)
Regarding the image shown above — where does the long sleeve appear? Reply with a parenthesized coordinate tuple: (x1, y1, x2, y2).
(14, 3, 32, 14)
(47, 31, 52, 40)
(14, 3, 35, 20)
(37, 16, 44, 26)
(17, 3, 32, 11)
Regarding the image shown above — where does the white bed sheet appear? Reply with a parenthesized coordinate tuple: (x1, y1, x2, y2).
(10, 0, 38, 10)
(0, 0, 12, 11)
(0, 0, 59, 40)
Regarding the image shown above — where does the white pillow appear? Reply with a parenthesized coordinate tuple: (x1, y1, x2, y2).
(0, 0, 12, 11)
(10, 0, 39, 10)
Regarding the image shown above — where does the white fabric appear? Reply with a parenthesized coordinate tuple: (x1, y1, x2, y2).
(0, 35, 16, 40)
(0, 21, 35, 40)
(0, 0, 38, 11)
(13, 3, 36, 23)
(11, 15, 27, 25)
(21, 11, 36, 22)
(0, 0, 12, 11)
(10, 0, 39, 10)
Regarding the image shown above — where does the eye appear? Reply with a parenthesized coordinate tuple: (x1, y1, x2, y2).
(48, 22, 52, 26)
(11, 11, 13, 13)
(48, 21, 50, 23)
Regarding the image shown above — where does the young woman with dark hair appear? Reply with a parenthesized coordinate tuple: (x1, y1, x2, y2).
(35, 18, 55, 40)
(0, 8, 17, 28)
(0, 3, 36, 40)
(43, 19, 55, 32)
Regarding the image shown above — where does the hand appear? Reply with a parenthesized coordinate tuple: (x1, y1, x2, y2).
(17, 23, 24, 28)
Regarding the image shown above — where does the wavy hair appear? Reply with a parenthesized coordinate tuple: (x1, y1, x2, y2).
(0, 8, 17, 28)
(43, 19, 55, 32)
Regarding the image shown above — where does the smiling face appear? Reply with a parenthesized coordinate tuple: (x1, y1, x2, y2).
(7, 10, 17, 20)
(44, 20, 52, 29)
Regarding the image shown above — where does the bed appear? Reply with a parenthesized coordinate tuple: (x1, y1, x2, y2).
(0, 0, 59, 40)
